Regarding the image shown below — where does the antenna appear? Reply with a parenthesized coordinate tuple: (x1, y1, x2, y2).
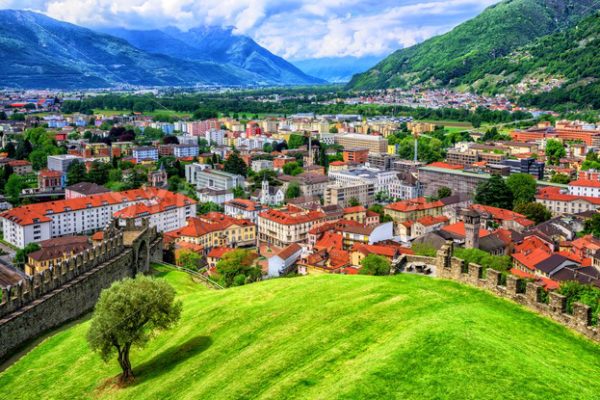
(414, 134, 418, 163)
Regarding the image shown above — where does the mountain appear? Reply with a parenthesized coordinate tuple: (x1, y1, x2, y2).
(0, 10, 262, 89)
(293, 56, 384, 83)
(98, 26, 323, 86)
(469, 12, 600, 109)
(348, 0, 600, 90)
(3, 268, 600, 399)
(0, 10, 321, 89)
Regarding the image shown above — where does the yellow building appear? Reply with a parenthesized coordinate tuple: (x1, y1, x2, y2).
(407, 122, 437, 135)
(384, 197, 445, 223)
(26, 236, 92, 276)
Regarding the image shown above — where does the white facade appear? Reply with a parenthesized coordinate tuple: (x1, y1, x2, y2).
(173, 145, 200, 158)
(47, 154, 83, 173)
(328, 168, 400, 196)
(568, 182, 600, 198)
(252, 159, 274, 173)
(132, 147, 159, 162)
(205, 129, 226, 146)
(186, 165, 245, 190)
(267, 246, 303, 278)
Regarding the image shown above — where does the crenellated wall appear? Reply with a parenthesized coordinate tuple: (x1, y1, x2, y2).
(401, 241, 600, 343)
(0, 222, 163, 361)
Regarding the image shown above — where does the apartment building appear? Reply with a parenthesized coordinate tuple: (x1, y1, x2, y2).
(132, 146, 159, 162)
(0, 187, 196, 248)
(185, 165, 245, 190)
(328, 167, 399, 196)
(343, 148, 369, 164)
(537, 187, 600, 216)
(47, 154, 83, 173)
(336, 133, 388, 154)
(224, 199, 266, 223)
(173, 144, 199, 158)
(279, 173, 330, 198)
(257, 205, 326, 247)
(384, 197, 444, 224)
(324, 182, 375, 208)
(568, 180, 600, 198)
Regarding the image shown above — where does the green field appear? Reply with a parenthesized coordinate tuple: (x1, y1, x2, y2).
(2, 266, 600, 399)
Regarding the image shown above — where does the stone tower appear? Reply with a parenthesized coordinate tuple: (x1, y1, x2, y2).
(261, 178, 270, 204)
(461, 208, 481, 249)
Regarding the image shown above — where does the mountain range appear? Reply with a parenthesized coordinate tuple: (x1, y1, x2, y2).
(0, 10, 322, 89)
(292, 56, 385, 83)
(348, 0, 600, 95)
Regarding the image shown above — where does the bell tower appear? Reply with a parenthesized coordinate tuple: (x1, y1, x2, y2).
(461, 208, 480, 250)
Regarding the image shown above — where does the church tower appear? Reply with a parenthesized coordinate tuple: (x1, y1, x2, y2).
(261, 178, 270, 204)
(461, 208, 480, 250)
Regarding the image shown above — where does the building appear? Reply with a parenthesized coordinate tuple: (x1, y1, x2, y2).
(256, 180, 285, 205)
(258, 205, 326, 247)
(197, 188, 234, 205)
(336, 133, 388, 154)
(328, 167, 399, 196)
(279, 173, 330, 198)
(251, 159, 274, 173)
(38, 169, 63, 190)
(501, 158, 545, 180)
(273, 155, 296, 171)
(7, 160, 32, 175)
(47, 154, 83, 173)
(267, 243, 303, 278)
(148, 166, 168, 187)
(343, 148, 369, 164)
(164, 212, 256, 250)
(224, 199, 265, 223)
(537, 187, 600, 215)
(65, 182, 110, 199)
(568, 180, 600, 198)
(324, 182, 375, 208)
(385, 198, 444, 224)
(173, 144, 199, 159)
(25, 236, 92, 275)
(0, 187, 196, 248)
(367, 153, 399, 171)
(418, 165, 490, 197)
(132, 146, 159, 162)
(185, 165, 245, 191)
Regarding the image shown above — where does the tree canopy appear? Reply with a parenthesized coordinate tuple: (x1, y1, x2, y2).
(223, 151, 247, 177)
(474, 174, 514, 210)
(506, 173, 537, 206)
(215, 249, 260, 287)
(359, 254, 391, 276)
(87, 276, 182, 383)
(514, 202, 551, 225)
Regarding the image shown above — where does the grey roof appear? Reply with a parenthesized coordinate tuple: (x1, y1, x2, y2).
(534, 254, 577, 275)
(479, 234, 506, 253)
(66, 182, 110, 195)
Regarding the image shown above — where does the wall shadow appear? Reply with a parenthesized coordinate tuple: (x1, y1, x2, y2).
(132, 335, 212, 384)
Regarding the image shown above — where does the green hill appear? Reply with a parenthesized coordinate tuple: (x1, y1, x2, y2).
(347, 0, 600, 91)
(2, 266, 600, 399)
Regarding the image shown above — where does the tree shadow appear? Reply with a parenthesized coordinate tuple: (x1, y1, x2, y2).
(131, 335, 212, 385)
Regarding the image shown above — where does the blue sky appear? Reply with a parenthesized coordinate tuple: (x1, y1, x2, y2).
(0, 0, 500, 60)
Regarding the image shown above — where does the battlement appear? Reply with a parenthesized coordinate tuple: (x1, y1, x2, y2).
(401, 241, 600, 343)
(0, 232, 125, 320)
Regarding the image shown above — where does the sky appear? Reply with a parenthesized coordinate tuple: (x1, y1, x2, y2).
(0, 0, 500, 60)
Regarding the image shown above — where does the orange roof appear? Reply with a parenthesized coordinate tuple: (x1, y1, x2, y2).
(509, 268, 559, 290)
(568, 179, 600, 188)
(315, 231, 344, 252)
(175, 241, 204, 253)
(342, 266, 360, 275)
(385, 197, 444, 213)
(207, 247, 234, 259)
(536, 186, 600, 205)
(415, 215, 448, 227)
(427, 162, 463, 170)
(277, 243, 302, 260)
(512, 248, 552, 271)
(352, 243, 397, 258)
(259, 206, 325, 226)
(165, 213, 254, 240)
(0, 187, 195, 227)
(7, 160, 31, 167)
(514, 236, 552, 255)
(441, 222, 490, 239)
(330, 161, 347, 166)
(343, 206, 366, 214)
(39, 169, 62, 178)
(471, 204, 534, 227)
(225, 198, 261, 212)
(91, 231, 104, 241)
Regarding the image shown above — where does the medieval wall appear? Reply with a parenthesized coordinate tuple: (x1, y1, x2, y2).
(0, 225, 162, 361)
(402, 243, 600, 343)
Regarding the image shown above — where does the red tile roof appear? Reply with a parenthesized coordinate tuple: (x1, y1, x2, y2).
(385, 197, 444, 213)
(512, 248, 552, 271)
(343, 206, 366, 214)
(207, 247, 234, 259)
(415, 215, 448, 227)
(568, 179, 600, 188)
(259, 206, 325, 225)
(426, 162, 463, 170)
(352, 243, 397, 258)
(537, 187, 600, 205)
(471, 204, 534, 227)
(276, 243, 302, 260)
(441, 222, 490, 239)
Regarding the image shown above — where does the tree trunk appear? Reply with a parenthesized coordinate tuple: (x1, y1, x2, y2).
(117, 343, 134, 384)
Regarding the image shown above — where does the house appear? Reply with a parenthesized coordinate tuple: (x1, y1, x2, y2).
(25, 236, 92, 275)
(207, 247, 234, 269)
(65, 182, 110, 199)
(7, 160, 32, 175)
(197, 188, 234, 205)
(224, 198, 265, 223)
(258, 205, 326, 247)
(267, 243, 303, 277)
(132, 146, 159, 162)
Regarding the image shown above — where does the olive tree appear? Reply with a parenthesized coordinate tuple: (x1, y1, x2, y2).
(87, 275, 182, 383)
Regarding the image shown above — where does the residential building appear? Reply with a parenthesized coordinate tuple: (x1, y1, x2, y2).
(343, 148, 369, 164)
(267, 243, 303, 278)
(185, 165, 245, 191)
(0, 187, 196, 248)
(47, 154, 83, 173)
(173, 144, 199, 158)
(38, 169, 63, 190)
(197, 188, 234, 205)
(324, 182, 375, 208)
(328, 167, 400, 196)
(258, 205, 326, 247)
(224, 199, 265, 223)
(251, 159, 274, 173)
(25, 236, 92, 275)
(568, 180, 600, 198)
(537, 187, 600, 215)
(132, 146, 159, 162)
(384, 198, 444, 224)
(65, 182, 110, 199)
(336, 133, 388, 154)
(7, 160, 32, 175)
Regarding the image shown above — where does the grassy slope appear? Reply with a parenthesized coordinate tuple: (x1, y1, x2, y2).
(1, 267, 600, 399)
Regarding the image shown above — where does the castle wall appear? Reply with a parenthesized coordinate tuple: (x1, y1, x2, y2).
(402, 243, 600, 343)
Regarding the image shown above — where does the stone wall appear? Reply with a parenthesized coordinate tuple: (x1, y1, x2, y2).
(0, 223, 162, 361)
(401, 242, 600, 343)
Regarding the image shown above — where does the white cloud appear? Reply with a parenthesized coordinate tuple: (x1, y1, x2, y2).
(0, 0, 501, 59)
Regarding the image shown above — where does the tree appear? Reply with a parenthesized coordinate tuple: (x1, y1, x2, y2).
(5, 174, 25, 205)
(545, 139, 566, 165)
(215, 249, 260, 287)
(86, 161, 111, 185)
(223, 151, 247, 177)
(348, 197, 360, 207)
(550, 174, 571, 184)
(198, 202, 223, 214)
(437, 187, 452, 200)
(67, 160, 87, 185)
(4, 142, 16, 158)
(13, 243, 40, 269)
(514, 202, 551, 225)
(506, 173, 537, 206)
(285, 181, 301, 200)
(232, 186, 246, 199)
(359, 254, 391, 276)
(87, 276, 182, 384)
(474, 174, 514, 210)
(287, 134, 306, 149)
(329, 126, 338, 133)
(282, 162, 303, 176)
(178, 250, 203, 271)
(262, 143, 273, 153)
(583, 214, 600, 238)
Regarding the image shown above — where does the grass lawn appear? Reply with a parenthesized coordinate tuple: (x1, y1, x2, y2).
(417, 119, 474, 129)
(1, 266, 600, 399)
(92, 109, 193, 118)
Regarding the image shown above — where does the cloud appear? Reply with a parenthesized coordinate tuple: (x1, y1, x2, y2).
(0, 0, 500, 60)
